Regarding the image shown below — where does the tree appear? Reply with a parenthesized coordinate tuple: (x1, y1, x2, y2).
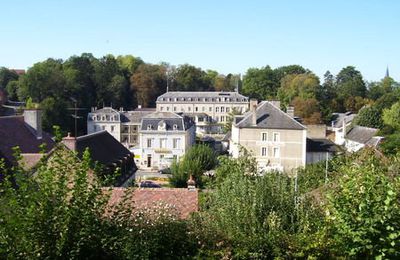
(277, 73, 320, 105)
(382, 102, 400, 130)
(173, 64, 212, 91)
(130, 63, 166, 108)
(291, 97, 322, 124)
(222, 107, 242, 133)
(116, 55, 144, 77)
(170, 144, 217, 188)
(0, 67, 19, 90)
(242, 66, 278, 100)
(354, 106, 383, 128)
(335, 66, 367, 100)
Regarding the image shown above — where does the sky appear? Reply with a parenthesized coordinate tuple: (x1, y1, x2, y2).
(1, 0, 399, 82)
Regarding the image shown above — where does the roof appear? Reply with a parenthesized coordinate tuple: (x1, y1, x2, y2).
(346, 126, 379, 144)
(121, 110, 155, 124)
(331, 112, 356, 128)
(156, 91, 249, 103)
(141, 112, 194, 131)
(235, 101, 306, 130)
(89, 107, 120, 114)
(0, 116, 55, 165)
(107, 187, 198, 219)
(306, 138, 338, 153)
(75, 131, 132, 166)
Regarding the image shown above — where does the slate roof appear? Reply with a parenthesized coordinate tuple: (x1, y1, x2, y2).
(235, 101, 306, 130)
(121, 110, 155, 124)
(75, 131, 132, 166)
(0, 116, 55, 165)
(107, 187, 198, 219)
(331, 112, 356, 128)
(90, 107, 120, 114)
(306, 138, 338, 153)
(346, 126, 379, 144)
(141, 112, 194, 131)
(157, 91, 249, 103)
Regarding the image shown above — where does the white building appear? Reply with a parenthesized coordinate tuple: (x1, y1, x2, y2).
(137, 112, 196, 170)
(329, 112, 356, 145)
(87, 107, 155, 148)
(156, 91, 249, 135)
(344, 126, 382, 152)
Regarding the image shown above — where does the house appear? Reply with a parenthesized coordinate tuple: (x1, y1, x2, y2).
(344, 126, 383, 152)
(230, 100, 307, 173)
(156, 91, 250, 135)
(62, 131, 136, 185)
(329, 112, 356, 145)
(137, 111, 196, 170)
(107, 187, 198, 219)
(0, 109, 55, 170)
(87, 106, 155, 148)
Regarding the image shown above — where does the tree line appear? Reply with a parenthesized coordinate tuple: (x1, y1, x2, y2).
(0, 54, 398, 135)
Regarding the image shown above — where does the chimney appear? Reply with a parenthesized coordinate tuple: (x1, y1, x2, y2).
(342, 118, 347, 138)
(187, 175, 196, 191)
(23, 109, 42, 139)
(287, 106, 295, 118)
(119, 107, 124, 112)
(250, 99, 258, 126)
(62, 132, 77, 151)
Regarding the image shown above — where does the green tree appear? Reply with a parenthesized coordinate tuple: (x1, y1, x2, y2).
(335, 66, 367, 102)
(242, 66, 278, 100)
(354, 106, 383, 128)
(277, 73, 320, 105)
(383, 101, 400, 130)
(173, 64, 212, 91)
(0, 67, 19, 90)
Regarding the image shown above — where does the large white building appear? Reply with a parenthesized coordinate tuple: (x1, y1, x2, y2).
(137, 112, 196, 170)
(156, 91, 249, 135)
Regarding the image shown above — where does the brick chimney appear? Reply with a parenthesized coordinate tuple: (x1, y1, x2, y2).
(62, 132, 77, 151)
(250, 99, 258, 126)
(187, 175, 196, 191)
(23, 109, 42, 139)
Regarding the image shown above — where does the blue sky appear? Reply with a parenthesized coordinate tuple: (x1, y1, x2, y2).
(1, 0, 399, 81)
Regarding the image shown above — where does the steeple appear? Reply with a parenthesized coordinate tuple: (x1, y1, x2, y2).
(385, 66, 390, 78)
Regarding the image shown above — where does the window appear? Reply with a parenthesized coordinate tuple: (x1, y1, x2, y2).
(173, 124, 178, 130)
(261, 147, 267, 156)
(166, 107, 170, 111)
(209, 107, 212, 112)
(202, 107, 205, 112)
(173, 138, 180, 149)
(273, 132, 280, 142)
(216, 107, 219, 113)
(102, 126, 105, 130)
(147, 138, 153, 148)
(195, 106, 198, 112)
(173, 107, 177, 111)
(111, 126, 115, 132)
(273, 147, 280, 158)
(147, 125, 152, 130)
(188, 106, 191, 112)
(215, 116, 219, 122)
(93, 125, 97, 131)
(261, 132, 267, 141)
(160, 138, 167, 148)
(226, 107, 230, 113)
(160, 106, 164, 111)
(220, 116, 225, 122)
(221, 107, 225, 113)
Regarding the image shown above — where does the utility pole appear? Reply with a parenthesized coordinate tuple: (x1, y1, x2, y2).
(325, 152, 329, 184)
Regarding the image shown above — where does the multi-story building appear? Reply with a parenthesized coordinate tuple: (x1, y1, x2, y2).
(137, 111, 196, 170)
(156, 91, 249, 134)
(87, 107, 155, 148)
(230, 100, 307, 173)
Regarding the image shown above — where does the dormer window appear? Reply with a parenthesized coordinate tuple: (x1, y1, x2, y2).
(92, 116, 96, 121)
(158, 120, 166, 131)
(173, 124, 178, 130)
(188, 97, 191, 101)
(147, 124, 153, 130)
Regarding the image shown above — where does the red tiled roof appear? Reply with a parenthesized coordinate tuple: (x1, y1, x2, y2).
(10, 69, 26, 75)
(107, 188, 198, 219)
(0, 116, 55, 165)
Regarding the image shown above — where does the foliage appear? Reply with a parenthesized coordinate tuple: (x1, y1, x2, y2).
(335, 66, 367, 100)
(222, 107, 242, 133)
(170, 144, 217, 188)
(383, 101, 400, 130)
(277, 73, 320, 105)
(354, 105, 384, 128)
(291, 97, 322, 124)
(242, 66, 278, 100)
(326, 149, 400, 258)
(0, 147, 197, 259)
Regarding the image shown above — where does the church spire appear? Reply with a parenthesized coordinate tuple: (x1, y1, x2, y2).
(385, 66, 390, 78)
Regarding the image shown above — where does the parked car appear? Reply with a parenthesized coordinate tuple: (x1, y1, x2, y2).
(158, 168, 171, 174)
(139, 180, 161, 188)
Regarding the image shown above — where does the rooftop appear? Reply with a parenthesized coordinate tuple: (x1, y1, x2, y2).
(235, 101, 306, 130)
(346, 126, 379, 144)
(157, 91, 249, 103)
